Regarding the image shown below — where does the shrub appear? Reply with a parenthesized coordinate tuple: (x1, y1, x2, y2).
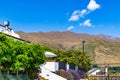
(91, 77, 98, 80)
(56, 69, 86, 80)
(56, 70, 71, 80)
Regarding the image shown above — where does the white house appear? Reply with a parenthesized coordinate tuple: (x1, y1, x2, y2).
(0, 21, 20, 38)
(40, 51, 67, 80)
(40, 51, 80, 80)
(88, 68, 101, 76)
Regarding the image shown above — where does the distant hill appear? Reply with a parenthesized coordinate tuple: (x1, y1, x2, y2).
(16, 31, 120, 64)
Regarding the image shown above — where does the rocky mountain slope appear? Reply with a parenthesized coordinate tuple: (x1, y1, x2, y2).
(16, 31, 120, 64)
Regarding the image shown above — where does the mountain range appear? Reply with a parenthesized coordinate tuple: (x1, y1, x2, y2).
(16, 31, 120, 65)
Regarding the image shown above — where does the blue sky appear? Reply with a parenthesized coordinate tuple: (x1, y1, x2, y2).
(0, 0, 120, 38)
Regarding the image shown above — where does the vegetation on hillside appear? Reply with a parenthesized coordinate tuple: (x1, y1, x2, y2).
(109, 66, 120, 74)
(17, 31, 120, 64)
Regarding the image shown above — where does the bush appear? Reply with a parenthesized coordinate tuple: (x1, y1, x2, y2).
(0, 74, 5, 80)
(55, 70, 71, 80)
(55, 69, 86, 80)
(91, 77, 98, 80)
(0, 72, 33, 80)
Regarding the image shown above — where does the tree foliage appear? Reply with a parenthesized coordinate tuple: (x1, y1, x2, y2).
(55, 49, 92, 72)
(0, 34, 46, 71)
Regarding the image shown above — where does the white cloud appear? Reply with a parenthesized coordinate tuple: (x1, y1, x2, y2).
(68, 0, 100, 22)
(69, 9, 87, 21)
(87, 0, 100, 11)
(69, 15, 79, 21)
(80, 9, 87, 17)
(80, 19, 92, 27)
(67, 26, 74, 31)
(72, 10, 80, 15)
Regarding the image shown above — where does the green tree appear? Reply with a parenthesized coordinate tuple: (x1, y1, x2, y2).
(0, 34, 46, 72)
(56, 49, 92, 72)
(0, 34, 15, 71)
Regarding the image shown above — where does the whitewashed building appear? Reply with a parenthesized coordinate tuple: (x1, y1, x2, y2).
(0, 21, 20, 38)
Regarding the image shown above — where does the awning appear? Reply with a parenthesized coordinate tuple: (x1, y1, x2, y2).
(45, 51, 57, 57)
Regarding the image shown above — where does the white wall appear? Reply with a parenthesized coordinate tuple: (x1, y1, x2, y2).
(42, 62, 77, 72)
(40, 66, 67, 80)
(42, 62, 58, 72)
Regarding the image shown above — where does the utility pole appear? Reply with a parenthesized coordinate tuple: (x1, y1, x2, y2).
(82, 40, 86, 54)
(107, 64, 110, 80)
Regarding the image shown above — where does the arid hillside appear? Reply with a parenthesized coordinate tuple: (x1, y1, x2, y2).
(16, 31, 120, 64)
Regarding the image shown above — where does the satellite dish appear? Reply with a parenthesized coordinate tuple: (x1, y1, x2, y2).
(4, 21, 9, 26)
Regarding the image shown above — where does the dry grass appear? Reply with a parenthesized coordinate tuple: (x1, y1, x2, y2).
(17, 31, 120, 64)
